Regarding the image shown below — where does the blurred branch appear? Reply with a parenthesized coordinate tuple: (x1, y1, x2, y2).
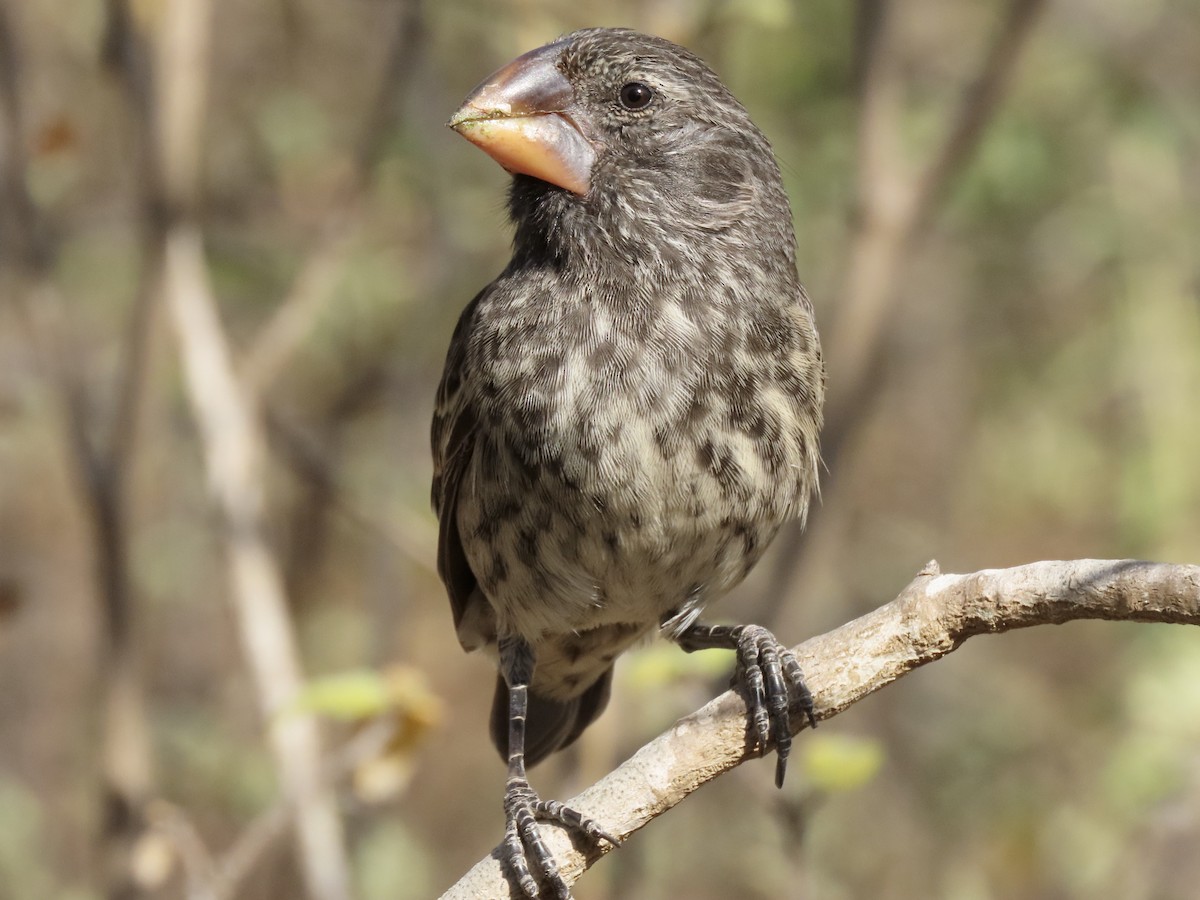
(243, 0, 430, 619)
(265, 406, 437, 575)
(911, 0, 1047, 230)
(99, 2, 169, 484)
(827, 0, 910, 410)
(2, 5, 157, 897)
(832, 0, 1046, 449)
(98, 1, 430, 887)
(151, 716, 401, 900)
(101, 0, 172, 473)
(101, 0, 161, 197)
(444, 558, 1200, 899)
(356, 0, 425, 177)
(210, 716, 399, 900)
(242, 0, 425, 399)
(240, 219, 360, 399)
(763, 0, 1047, 613)
(163, 222, 352, 900)
(151, 0, 352, 897)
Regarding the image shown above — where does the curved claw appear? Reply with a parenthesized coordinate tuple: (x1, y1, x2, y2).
(502, 782, 619, 899)
(675, 621, 817, 785)
(730, 624, 816, 789)
(734, 631, 771, 750)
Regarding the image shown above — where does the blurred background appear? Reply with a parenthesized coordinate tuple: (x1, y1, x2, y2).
(1, 0, 1198, 898)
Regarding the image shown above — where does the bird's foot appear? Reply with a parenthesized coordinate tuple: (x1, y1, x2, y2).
(732, 624, 816, 787)
(502, 779, 620, 899)
(676, 622, 816, 788)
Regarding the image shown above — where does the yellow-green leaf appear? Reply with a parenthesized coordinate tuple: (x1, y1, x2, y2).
(799, 733, 885, 792)
(287, 670, 392, 720)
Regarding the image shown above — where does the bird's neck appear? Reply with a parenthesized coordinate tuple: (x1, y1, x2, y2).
(506, 175, 774, 283)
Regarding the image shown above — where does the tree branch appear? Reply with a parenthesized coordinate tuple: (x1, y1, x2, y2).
(442, 559, 1200, 899)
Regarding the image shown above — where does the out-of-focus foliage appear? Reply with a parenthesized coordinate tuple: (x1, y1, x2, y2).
(286, 666, 440, 724)
(0, 0, 1197, 898)
(800, 733, 885, 794)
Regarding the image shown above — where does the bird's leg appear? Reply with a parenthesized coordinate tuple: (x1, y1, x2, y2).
(672, 623, 816, 788)
(498, 635, 620, 900)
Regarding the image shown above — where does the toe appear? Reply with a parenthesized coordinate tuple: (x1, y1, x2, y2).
(534, 798, 621, 847)
(504, 823, 541, 898)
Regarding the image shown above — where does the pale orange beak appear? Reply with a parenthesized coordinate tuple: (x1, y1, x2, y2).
(449, 42, 595, 196)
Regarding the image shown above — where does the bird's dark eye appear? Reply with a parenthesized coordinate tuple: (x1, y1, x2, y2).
(618, 82, 654, 110)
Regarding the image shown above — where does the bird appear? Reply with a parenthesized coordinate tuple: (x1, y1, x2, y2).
(433, 27, 824, 899)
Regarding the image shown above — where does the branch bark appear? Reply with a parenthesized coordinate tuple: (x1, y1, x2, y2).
(442, 559, 1200, 899)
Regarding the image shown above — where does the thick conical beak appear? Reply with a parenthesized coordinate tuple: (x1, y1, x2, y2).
(449, 41, 595, 196)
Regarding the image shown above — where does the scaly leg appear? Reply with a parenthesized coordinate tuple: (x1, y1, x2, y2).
(498, 636, 620, 899)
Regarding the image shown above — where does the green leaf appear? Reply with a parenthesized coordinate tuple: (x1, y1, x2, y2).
(799, 733, 885, 792)
(286, 670, 392, 720)
(622, 643, 733, 690)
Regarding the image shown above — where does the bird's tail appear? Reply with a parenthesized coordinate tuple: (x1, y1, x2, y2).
(489, 667, 614, 767)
